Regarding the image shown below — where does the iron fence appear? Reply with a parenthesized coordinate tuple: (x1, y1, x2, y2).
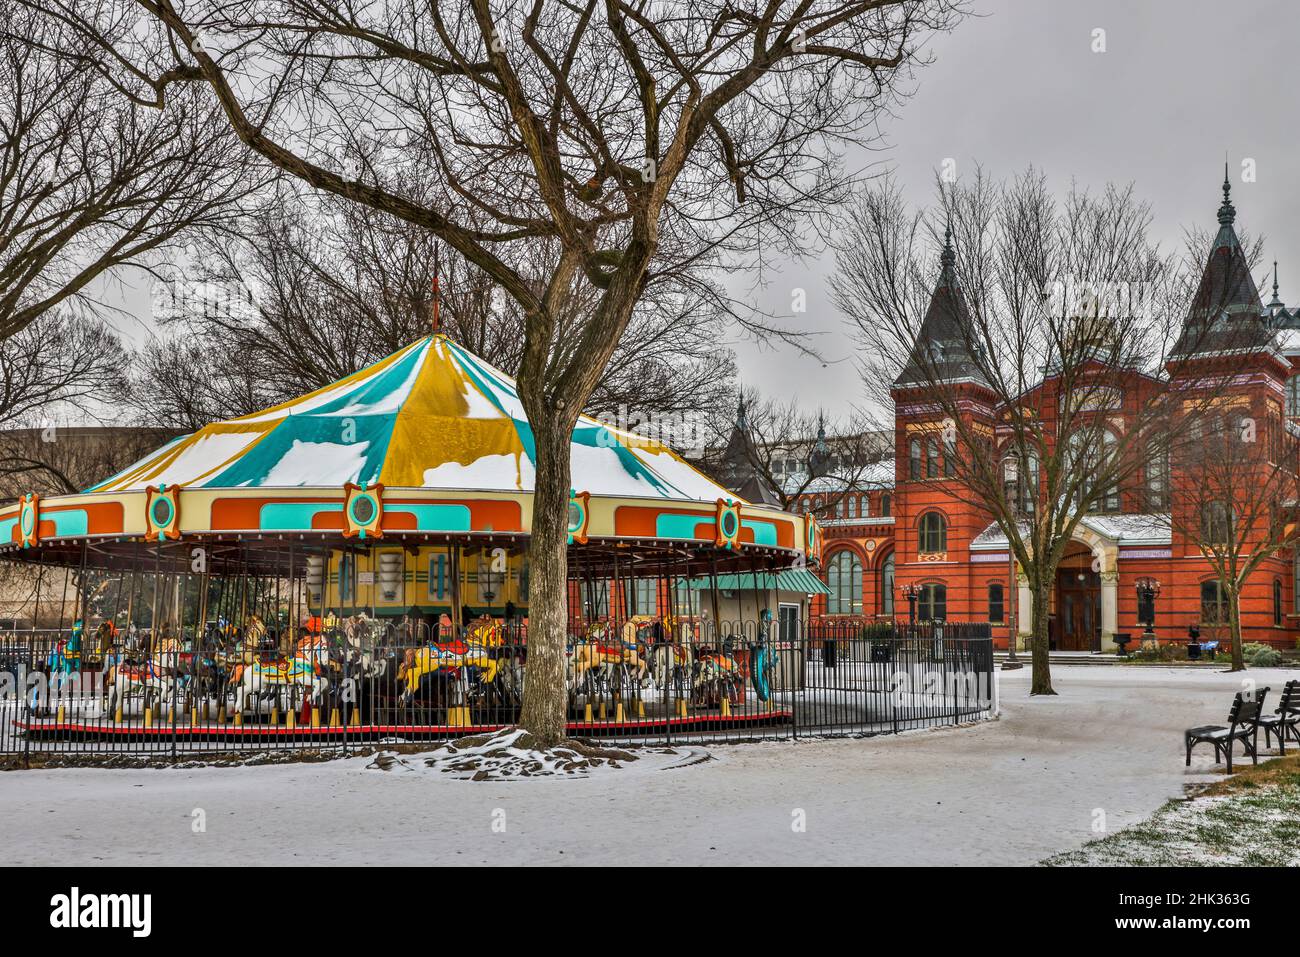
(0, 619, 995, 761)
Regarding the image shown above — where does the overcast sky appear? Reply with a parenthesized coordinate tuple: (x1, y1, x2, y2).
(729, 0, 1300, 421)
(100, 0, 1300, 426)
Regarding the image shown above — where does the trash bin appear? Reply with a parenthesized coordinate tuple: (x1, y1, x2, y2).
(823, 638, 837, 669)
(1187, 641, 1202, 661)
(1112, 632, 1132, 657)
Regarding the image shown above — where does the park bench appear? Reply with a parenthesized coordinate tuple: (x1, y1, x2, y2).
(1258, 680, 1300, 755)
(1184, 687, 1269, 773)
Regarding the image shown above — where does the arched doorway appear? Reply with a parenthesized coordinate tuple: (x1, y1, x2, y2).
(1054, 541, 1100, 651)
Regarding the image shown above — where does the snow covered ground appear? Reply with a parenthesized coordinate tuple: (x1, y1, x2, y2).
(1, 664, 1293, 866)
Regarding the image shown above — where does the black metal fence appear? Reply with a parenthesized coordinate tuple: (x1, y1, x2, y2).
(0, 620, 995, 761)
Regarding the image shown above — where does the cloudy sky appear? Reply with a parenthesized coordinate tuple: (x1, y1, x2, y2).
(731, 0, 1300, 420)
(100, 0, 1300, 425)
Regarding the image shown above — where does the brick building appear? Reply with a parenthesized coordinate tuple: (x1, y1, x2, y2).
(730, 177, 1300, 651)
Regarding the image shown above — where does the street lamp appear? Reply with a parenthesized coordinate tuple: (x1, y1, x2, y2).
(901, 583, 921, 629)
(1135, 576, 1161, 641)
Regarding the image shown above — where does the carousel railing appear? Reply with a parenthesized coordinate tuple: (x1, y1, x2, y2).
(0, 619, 995, 760)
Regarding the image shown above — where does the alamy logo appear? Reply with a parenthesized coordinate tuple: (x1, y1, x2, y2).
(49, 887, 151, 938)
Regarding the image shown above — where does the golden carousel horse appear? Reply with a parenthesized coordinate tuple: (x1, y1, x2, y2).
(397, 636, 500, 703)
(567, 619, 649, 694)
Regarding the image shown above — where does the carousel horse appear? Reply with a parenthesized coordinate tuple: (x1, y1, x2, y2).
(691, 642, 746, 707)
(566, 620, 649, 696)
(397, 637, 500, 704)
(227, 653, 329, 716)
(104, 655, 176, 717)
(647, 640, 693, 699)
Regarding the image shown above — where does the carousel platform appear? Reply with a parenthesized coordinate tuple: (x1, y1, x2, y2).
(12, 709, 794, 742)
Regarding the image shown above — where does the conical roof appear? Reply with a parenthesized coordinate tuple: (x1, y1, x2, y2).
(91, 336, 737, 502)
(893, 230, 989, 389)
(1172, 171, 1274, 358)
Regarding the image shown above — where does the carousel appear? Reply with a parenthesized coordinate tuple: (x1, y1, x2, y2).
(0, 334, 822, 744)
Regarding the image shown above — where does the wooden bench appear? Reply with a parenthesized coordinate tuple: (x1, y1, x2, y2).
(1184, 688, 1269, 773)
(1258, 680, 1300, 755)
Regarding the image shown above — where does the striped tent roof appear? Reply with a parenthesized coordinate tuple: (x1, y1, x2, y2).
(92, 336, 736, 502)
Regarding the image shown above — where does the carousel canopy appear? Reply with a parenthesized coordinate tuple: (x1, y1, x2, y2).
(92, 335, 734, 502)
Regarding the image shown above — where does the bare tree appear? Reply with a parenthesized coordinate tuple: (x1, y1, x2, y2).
(706, 388, 888, 513)
(0, 3, 260, 340)
(38, 0, 968, 744)
(1168, 378, 1300, 672)
(834, 168, 1241, 695)
(143, 183, 737, 423)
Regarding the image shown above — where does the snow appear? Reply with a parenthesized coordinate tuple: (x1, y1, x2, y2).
(261, 440, 371, 487)
(970, 513, 1171, 549)
(3, 665, 1294, 866)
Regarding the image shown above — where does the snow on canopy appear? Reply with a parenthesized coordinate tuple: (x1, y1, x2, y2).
(91, 336, 738, 502)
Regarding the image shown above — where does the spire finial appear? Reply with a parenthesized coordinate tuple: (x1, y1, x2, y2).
(737, 395, 748, 429)
(1218, 163, 1236, 227)
(1268, 261, 1284, 310)
(939, 220, 956, 280)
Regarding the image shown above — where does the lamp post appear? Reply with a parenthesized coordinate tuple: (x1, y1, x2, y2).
(901, 583, 921, 629)
(1135, 576, 1161, 643)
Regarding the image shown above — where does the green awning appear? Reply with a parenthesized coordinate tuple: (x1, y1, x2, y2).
(683, 569, 830, 595)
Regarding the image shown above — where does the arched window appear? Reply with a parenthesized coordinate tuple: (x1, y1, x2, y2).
(859, 495, 869, 518)
(987, 582, 1005, 623)
(847, 495, 857, 519)
(1274, 579, 1284, 626)
(919, 582, 947, 621)
(1200, 580, 1227, 623)
(1201, 502, 1233, 544)
(879, 553, 895, 616)
(1146, 449, 1170, 510)
(918, 511, 948, 554)
(880, 493, 892, 517)
(909, 438, 922, 480)
(826, 551, 863, 615)
(1288, 376, 1300, 417)
(1067, 429, 1120, 513)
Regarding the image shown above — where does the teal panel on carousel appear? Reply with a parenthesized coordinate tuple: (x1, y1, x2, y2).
(207, 414, 397, 488)
(259, 502, 343, 530)
(0, 517, 16, 542)
(741, 519, 778, 546)
(47, 510, 90, 537)
(654, 512, 711, 540)
(388, 504, 472, 532)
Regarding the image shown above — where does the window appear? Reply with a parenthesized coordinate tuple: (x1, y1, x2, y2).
(1067, 430, 1120, 513)
(987, 582, 1005, 623)
(880, 494, 892, 517)
(1201, 501, 1233, 544)
(847, 496, 857, 519)
(626, 578, 657, 616)
(1293, 549, 1300, 611)
(926, 438, 939, 478)
(918, 511, 948, 554)
(1004, 452, 1039, 514)
(673, 581, 699, 616)
(943, 435, 955, 478)
(1288, 376, 1300, 417)
(583, 579, 610, 619)
(1146, 450, 1170, 511)
(909, 438, 922, 480)
(1200, 580, 1227, 623)
(879, 553, 895, 616)
(1275, 579, 1284, 626)
(859, 495, 869, 518)
(826, 551, 863, 615)
(918, 582, 947, 621)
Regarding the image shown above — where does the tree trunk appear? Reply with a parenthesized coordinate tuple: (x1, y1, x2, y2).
(1227, 584, 1245, 672)
(1028, 579, 1056, 695)
(517, 413, 574, 746)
